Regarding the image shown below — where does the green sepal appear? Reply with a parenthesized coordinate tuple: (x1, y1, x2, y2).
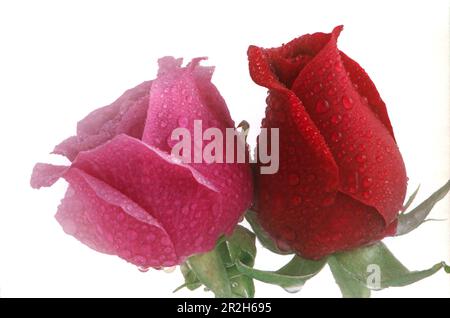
(187, 247, 233, 298)
(219, 225, 256, 266)
(328, 242, 448, 297)
(401, 185, 420, 214)
(218, 226, 256, 298)
(176, 225, 257, 298)
(173, 263, 202, 292)
(397, 180, 450, 235)
(328, 256, 371, 298)
(226, 265, 255, 298)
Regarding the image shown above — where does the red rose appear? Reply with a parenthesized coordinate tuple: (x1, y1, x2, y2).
(31, 57, 253, 268)
(248, 26, 407, 259)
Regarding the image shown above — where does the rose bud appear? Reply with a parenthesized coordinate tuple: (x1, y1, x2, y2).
(248, 26, 407, 260)
(31, 57, 253, 268)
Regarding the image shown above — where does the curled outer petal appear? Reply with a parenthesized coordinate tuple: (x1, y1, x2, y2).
(248, 26, 406, 259)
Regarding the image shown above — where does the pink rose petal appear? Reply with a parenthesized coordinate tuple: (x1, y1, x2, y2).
(54, 81, 152, 161)
(57, 168, 177, 267)
(142, 58, 252, 233)
(30, 163, 67, 189)
(71, 134, 230, 259)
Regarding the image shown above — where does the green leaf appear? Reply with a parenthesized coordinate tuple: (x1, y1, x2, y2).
(328, 242, 448, 297)
(236, 255, 326, 292)
(397, 180, 450, 235)
(401, 185, 420, 214)
(187, 248, 233, 298)
(328, 256, 371, 298)
(245, 210, 292, 255)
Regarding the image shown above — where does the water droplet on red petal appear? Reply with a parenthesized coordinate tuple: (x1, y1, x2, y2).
(362, 177, 373, 188)
(330, 114, 342, 125)
(313, 82, 323, 93)
(334, 62, 343, 71)
(331, 131, 342, 143)
(355, 153, 367, 163)
(363, 190, 372, 199)
(315, 99, 330, 114)
(342, 95, 353, 110)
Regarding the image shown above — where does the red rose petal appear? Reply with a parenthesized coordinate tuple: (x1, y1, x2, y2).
(248, 44, 339, 210)
(262, 192, 387, 260)
(340, 52, 395, 139)
(261, 30, 332, 88)
(291, 26, 407, 225)
(53, 81, 152, 161)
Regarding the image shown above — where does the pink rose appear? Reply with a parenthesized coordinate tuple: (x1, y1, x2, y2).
(31, 57, 253, 268)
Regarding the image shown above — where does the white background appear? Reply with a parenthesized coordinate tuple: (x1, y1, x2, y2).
(0, 0, 449, 298)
